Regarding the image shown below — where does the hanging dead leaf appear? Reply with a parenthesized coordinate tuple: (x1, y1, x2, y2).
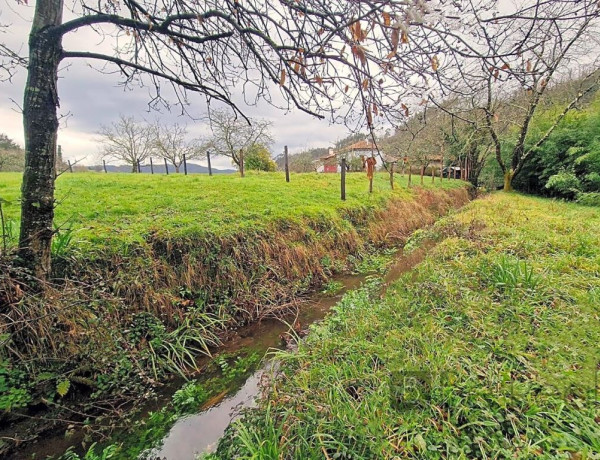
(362, 78, 369, 90)
(315, 75, 323, 86)
(344, 85, 349, 93)
(280, 68, 286, 86)
(391, 28, 400, 52)
(383, 12, 391, 27)
(352, 45, 367, 66)
(366, 107, 373, 126)
(431, 56, 439, 72)
(526, 60, 532, 72)
(494, 69, 500, 80)
(401, 31, 409, 44)
(318, 28, 324, 35)
(401, 103, 409, 117)
(501, 63, 510, 70)
(349, 21, 365, 42)
(373, 103, 378, 116)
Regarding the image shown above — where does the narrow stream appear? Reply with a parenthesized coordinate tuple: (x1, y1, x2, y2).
(147, 245, 430, 459)
(16, 245, 430, 459)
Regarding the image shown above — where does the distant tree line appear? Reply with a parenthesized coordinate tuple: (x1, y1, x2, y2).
(98, 112, 276, 174)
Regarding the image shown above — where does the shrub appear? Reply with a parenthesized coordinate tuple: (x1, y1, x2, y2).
(545, 170, 581, 199)
(245, 144, 277, 172)
(576, 191, 600, 207)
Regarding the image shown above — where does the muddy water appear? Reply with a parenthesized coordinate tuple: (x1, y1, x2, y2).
(147, 247, 430, 459)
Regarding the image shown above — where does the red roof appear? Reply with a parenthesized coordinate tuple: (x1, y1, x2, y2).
(339, 140, 376, 152)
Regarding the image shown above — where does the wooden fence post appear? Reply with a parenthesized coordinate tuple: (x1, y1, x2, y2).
(390, 162, 394, 190)
(150, 157, 154, 174)
(341, 158, 346, 201)
(408, 161, 412, 186)
(239, 149, 245, 177)
(420, 165, 424, 185)
(164, 158, 169, 175)
(183, 154, 188, 175)
(207, 151, 213, 176)
(103, 159, 107, 173)
(431, 165, 435, 183)
(67, 160, 73, 173)
(137, 160, 141, 173)
(284, 145, 290, 183)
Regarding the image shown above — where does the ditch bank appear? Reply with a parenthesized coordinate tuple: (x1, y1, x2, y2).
(0, 186, 470, 458)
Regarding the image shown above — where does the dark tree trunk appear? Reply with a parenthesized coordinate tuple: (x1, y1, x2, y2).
(18, 0, 64, 281)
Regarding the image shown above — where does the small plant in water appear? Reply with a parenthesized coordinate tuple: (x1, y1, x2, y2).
(321, 280, 344, 296)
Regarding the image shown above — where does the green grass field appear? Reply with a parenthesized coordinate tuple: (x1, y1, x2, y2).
(213, 193, 600, 459)
(0, 171, 463, 252)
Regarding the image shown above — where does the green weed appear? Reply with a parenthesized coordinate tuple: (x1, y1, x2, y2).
(321, 280, 344, 296)
(487, 255, 540, 291)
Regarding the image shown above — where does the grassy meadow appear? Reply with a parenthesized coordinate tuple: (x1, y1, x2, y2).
(213, 193, 600, 459)
(0, 170, 470, 451)
(0, 171, 463, 253)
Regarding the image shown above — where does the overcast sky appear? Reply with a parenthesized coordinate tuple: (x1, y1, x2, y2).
(0, 1, 361, 169)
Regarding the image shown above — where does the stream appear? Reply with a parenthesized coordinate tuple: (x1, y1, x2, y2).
(16, 245, 430, 459)
(147, 245, 430, 459)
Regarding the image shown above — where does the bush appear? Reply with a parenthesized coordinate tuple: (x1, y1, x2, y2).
(576, 192, 600, 207)
(245, 144, 277, 172)
(582, 171, 600, 191)
(545, 170, 581, 199)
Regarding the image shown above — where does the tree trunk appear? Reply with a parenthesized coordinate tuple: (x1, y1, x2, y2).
(18, 0, 64, 281)
(175, 165, 180, 173)
(131, 164, 137, 173)
(503, 169, 514, 192)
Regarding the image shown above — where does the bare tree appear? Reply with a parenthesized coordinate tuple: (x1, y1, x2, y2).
(207, 109, 273, 174)
(152, 122, 203, 173)
(98, 116, 154, 172)
(429, 0, 600, 191)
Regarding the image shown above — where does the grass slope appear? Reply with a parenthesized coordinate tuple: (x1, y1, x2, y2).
(0, 171, 462, 252)
(214, 193, 600, 459)
(0, 171, 469, 454)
